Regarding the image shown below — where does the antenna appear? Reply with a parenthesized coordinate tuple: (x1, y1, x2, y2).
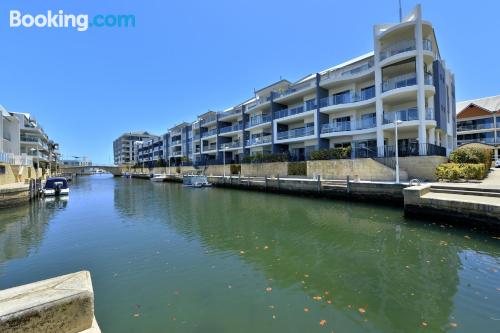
(398, 0, 402, 22)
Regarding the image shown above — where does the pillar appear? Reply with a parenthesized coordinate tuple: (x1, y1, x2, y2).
(414, 5, 427, 154)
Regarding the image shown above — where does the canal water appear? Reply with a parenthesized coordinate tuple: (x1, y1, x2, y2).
(0, 175, 499, 333)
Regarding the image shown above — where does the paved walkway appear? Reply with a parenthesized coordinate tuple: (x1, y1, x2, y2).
(431, 168, 500, 190)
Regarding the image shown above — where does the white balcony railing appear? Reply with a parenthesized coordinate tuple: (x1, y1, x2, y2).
(245, 135, 272, 147)
(277, 126, 314, 140)
(379, 39, 433, 61)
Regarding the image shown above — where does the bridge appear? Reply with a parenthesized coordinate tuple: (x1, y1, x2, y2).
(58, 165, 131, 177)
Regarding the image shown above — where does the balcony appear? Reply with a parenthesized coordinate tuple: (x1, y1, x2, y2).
(246, 114, 272, 128)
(381, 73, 432, 93)
(219, 124, 243, 134)
(272, 80, 315, 100)
(320, 60, 374, 83)
(457, 123, 495, 132)
(218, 108, 242, 120)
(219, 141, 242, 150)
(171, 151, 183, 157)
(247, 96, 271, 111)
(383, 107, 434, 124)
(171, 139, 182, 146)
(458, 138, 496, 146)
(321, 119, 376, 134)
(246, 135, 272, 147)
(201, 128, 218, 138)
(200, 115, 217, 126)
(202, 143, 217, 152)
(319, 87, 375, 109)
(277, 126, 314, 140)
(379, 39, 433, 61)
(274, 105, 306, 119)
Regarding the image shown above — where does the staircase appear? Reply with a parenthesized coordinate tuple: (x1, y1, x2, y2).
(371, 157, 409, 181)
(429, 185, 500, 198)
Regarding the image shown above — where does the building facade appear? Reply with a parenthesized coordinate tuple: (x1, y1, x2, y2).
(123, 5, 455, 167)
(134, 136, 165, 166)
(456, 95, 500, 159)
(113, 131, 159, 165)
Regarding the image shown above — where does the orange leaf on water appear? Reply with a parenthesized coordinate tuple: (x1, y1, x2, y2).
(358, 308, 366, 314)
(319, 319, 327, 326)
(266, 287, 272, 292)
(304, 307, 309, 312)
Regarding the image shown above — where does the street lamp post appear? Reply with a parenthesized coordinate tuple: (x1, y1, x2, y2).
(394, 119, 403, 183)
(30, 147, 39, 197)
(223, 146, 227, 178)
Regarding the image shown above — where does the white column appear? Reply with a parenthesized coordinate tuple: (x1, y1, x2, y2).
(436, 130, 441, 146)
(414, 5, 427, 154)
(428, 127, 436, 144)
(373, 27, 384, 157)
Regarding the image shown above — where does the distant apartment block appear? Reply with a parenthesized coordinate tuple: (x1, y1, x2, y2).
(113, 131, 158, 165)
(456, 95, 500, 159)
(61, 157, 92, 167)
(121, 5, 455, 166)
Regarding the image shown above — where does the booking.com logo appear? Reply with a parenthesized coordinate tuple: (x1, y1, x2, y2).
(9, 10, 135, 32)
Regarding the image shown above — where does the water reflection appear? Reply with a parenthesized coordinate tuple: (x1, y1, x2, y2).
(0, 197, 67, 265)
(110, 180, 480, 332)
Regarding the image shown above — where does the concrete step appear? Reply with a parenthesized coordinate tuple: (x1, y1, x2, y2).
(432, 185, 500, 194)
(430, 188, 500, 198)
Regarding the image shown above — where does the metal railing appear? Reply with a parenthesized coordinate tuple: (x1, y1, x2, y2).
(383, 143, 446, 157)
(219, 124, 243, 134)
(200, 115, 217, 126)
(457, 138, 496, 145)
(274, 105, 306, 119)
(321, 119, 376, 134)
(277, 126, 314, 140)
(245, 135, 272, 147)
(457, 123, 495, 132)
(383, 107, 435, 123)
(381, 72, 432, 92)
(272, 80, 315, 99)
(202, 144, 217, 152)
(0, 153, 33, 166)
(219, 141, 242, 150)
(246, 114, 272, 128)
(247, 96, 271, 111)
(320, 60, 374, 82)
(218, 108, 242, 119)
(171, 139, 182, 146)
(201, 128, 218, 138)
(379, 39, 433, 61)
(319, 87, 375, 108)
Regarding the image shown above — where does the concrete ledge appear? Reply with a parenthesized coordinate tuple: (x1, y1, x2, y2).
(0, 271, 100, 333)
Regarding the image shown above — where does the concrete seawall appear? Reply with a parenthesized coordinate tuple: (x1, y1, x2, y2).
(0, 271, 100, 333)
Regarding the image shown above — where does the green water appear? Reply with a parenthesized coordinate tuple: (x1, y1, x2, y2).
(0, 175, 499, 333)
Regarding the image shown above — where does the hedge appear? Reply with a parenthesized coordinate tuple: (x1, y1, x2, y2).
(288, 162, 307, 176)
(242, 153, 289, 163)
(450, 146, 492, 170)
(436, 163, 486, 181)
(309, 147, 351, 160)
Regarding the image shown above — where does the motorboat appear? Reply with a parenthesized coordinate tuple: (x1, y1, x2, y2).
(43, 177, 69, 196)
(183, 175, 212, 187)
(150, 174, 168, 182)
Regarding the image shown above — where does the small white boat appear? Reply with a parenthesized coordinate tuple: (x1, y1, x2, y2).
(43, 177, 69, 196)
(150, 174, 168, 182)
(183, 175, 211, 187)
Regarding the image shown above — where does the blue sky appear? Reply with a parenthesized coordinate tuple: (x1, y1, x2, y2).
(1, 0, 499, 164)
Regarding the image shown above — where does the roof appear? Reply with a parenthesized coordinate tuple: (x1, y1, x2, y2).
(456, 94, 500, 114)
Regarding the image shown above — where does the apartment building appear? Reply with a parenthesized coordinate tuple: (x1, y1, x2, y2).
(456, 95, 500, 159)
(113, 131, 158, 165)
(134, 136, 166, 166)
(125, 5, 455, 166)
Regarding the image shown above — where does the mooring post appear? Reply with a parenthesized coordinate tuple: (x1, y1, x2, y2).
(277, 175, 280, 191)
(265, 176, 268, 191)
(317, 175, 321, 193)
(346, 175, 350, 194)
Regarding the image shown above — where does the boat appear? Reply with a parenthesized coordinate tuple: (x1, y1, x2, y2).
(42, 177, 69, 196)
(150, 174, 168, 182)
(183, 175, 212, 187)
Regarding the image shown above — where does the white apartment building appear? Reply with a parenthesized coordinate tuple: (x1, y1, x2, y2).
(129, 5, 455, 166)
(456, 95, 500, 159)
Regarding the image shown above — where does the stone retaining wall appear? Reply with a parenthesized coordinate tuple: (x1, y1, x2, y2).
(307, 159, 397, 181)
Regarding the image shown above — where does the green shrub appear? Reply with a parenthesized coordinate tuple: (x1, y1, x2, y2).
(450, 146, 492, 169)
(309, 147, 351, 160)
(436, 163, 486, 181)
(288, 162, 307, 176)
(230, 164, 241, 175)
